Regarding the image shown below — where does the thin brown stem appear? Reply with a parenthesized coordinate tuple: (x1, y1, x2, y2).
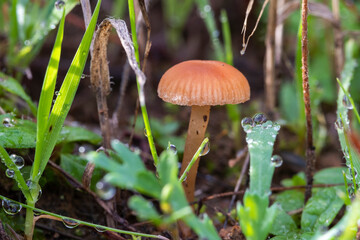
(264, 0, 277, 112)
(301, 0, 315, 203)
(332, 0, 344, 78)
(224, 152, 249, 228)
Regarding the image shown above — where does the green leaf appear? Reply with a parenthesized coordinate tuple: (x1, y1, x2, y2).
(270, 207, 298, 236)
(237, 192, 277, 240)
(0, 114, 101, 148)
(314, 167, 348, 185)
(279, 82, 299, 124)
(0, 114, 36, 148)
(0, 73, 37, 116)
(281, 172, 306, 187)
(301, 187, 344, 232)
(128, 196, 162, 225)
(60, 154, 87, 182)
(275, 190, 304, 212)
(61, 126, 102, 145)
(89, 143, 220, 239)
(88, 141, 162, 198)
(157, 149, 179, 185)
(244, 118, 280, 196)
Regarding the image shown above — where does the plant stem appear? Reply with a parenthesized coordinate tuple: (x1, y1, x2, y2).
(128, 0, 159, 165)
(301, 0, 315, 202)
(264, 0, 277, 112)
(24, 201, 35, 240)
(0, 195, 168, 240)
(179, 137, 209, 183)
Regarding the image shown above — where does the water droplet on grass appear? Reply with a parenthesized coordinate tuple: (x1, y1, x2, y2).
(342, 95, 353, 109)
(24, 40, 31, 46)
(335, 118, 343, 131)
(96, 179, 116, 200)
(3, 118, 14, 127)
(253, 113, 267, 125)
(200, 142, 210, 156)
(26, 180, 42, 200)
(78, 146, 86, 154)
(10, 154, 24, 169)
(2, 199, 22, 215)
(55, 91, 60, 96)
(204, 5, 211, 12)
(271, 155, 283, 167)
(5, 169, 14, 178)
(241, 117, 253, 133)
(167, 144, 177, 154)
(62, 218, 80, 229)
(55, 0, 65, 10)
(144, 128, 148, 137)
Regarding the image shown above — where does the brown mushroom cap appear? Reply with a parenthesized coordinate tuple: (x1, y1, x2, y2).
(158, 60, 250, 106)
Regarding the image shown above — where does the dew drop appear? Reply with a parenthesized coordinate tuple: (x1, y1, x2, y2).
(3, 118, 14, 127)
(10, 154, 24, 169)
(241, 117, 253, 133)
(334, 118, 343, 131)
(267, 141, 274, 146)
(273, 123, 281, 131)
(96, 179, 116, 200)
(78, 146, 86, 154)
(50, 24, 56, 30)
(81, 74, 86, 79)
(26, 180, 42, 200)
(55, 91, 61, 96)
(95, 226, 107, 232)
(212, 30, 219, 38)
(271, 155, 283, 167)
(253, 113, 267, 125)
(55, 0, 65, 10)
(62, 218, 80, 229)
(2, 200, 22, 215)
(144, 128, 148, 137)
(5, 169, 14, 178)
(204, 5, 211, 12)
(200, 142, 210, 156)
(240, 48, 246, 55)
(262, 120, 273, 129)
(342, 95, 353, 110)
(241, 117, 253, 127)
(24, 40, 31, 46)
(167, 144, 177, 154)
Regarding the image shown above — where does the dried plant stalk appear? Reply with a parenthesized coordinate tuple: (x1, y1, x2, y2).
(264, 0, 277, 112)
(301, 0, 316, 202)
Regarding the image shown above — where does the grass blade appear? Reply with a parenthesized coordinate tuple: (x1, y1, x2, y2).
(31, 0, 102, 182)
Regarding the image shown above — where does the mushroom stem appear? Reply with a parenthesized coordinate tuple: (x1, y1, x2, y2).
(180, 105, 210, 202)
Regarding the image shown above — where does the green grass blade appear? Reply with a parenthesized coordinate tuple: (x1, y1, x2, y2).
(31, 0, 102, 182)
(220, 9, 233, 66)
(0, 145, 32, 201)
(35, 10, 65, 151)
(8, 0, 19, 66)
(128, 0, 159, 165)
(195, 0, 224, 61)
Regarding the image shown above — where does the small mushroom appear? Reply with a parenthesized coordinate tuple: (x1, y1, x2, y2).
(158, 60, 250, 202)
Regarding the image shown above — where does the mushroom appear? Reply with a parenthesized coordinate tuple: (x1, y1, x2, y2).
(158, 60, 250, 202)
